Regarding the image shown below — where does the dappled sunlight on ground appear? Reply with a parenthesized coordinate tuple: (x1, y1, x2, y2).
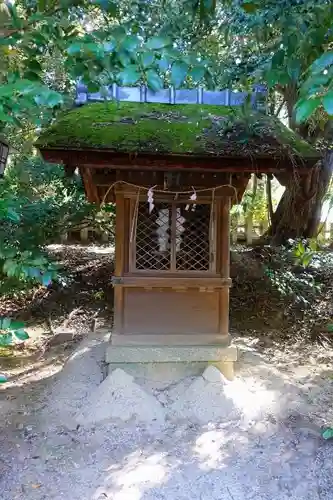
(1, 331, 333, 499)
(100, 452, 170, 500)
(48, 243, 114, 255)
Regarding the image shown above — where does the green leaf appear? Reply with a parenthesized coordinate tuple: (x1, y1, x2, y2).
(203, 0, 217, 12)
(23, 71, 41, 82)
(297, 241, 305, 254)
(287, 59, 301, 81)
(41, 272, 52, 287)
(295, 98, 321, 123)
(327, 324, 333, 333)
(309, 239, 317, 252)
(309, 27, 327, 47)
(31, 256, 47, 266)
(311, 52, 333, 73)
(103, 40, 116, 52)
(189, 66, 205, 83)
(118, 50, 132, 68)
(13, 329, 29, 341)
(6, 208, 20, 223)
(0, 37, 15, 46)
(266, 69, 290, 88)
(3, 259, 16, 276)
(272, 50, 285, 69)
(0, 317, 11, 330)
(286, 33, 298, 57)
(34, 90, 63, 108)
(302, 74, 330, 94)
(157, 57, 170, 72)
(302, 254, 312, 268)
(92, 0, 117, 13)
(0, 108, 14, 123)
(110, 25, 126, 41)
(0, 374, 7, 384)
(141, 52, 154, 69)
(322, 91, 333, 115)
(67, 42, 83, 55)
(28, 60, 42, 73)
(27, 267, 41, 279)
(0, 333, 13, 346)
(84, 42, 104, 57)
(171, 62, 188, 88)
(322, 428, 333, 440)
(122, 35, 139, 53)
(146, 36, 171, 50)
(118, 65, 140, 85)
(0, 84, 16, 98)
(10, 321, 25, 331)
(146, 69, 163, 91)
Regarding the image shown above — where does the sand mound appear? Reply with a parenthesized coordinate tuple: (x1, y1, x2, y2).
(166, 362, 305, 424)
(75, 368, 166, 426)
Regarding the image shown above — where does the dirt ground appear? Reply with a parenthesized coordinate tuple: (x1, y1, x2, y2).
(1, 244, 333, 500)
(1, 330, 333, 500)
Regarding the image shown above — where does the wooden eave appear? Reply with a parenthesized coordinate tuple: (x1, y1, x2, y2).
(39, 147, 319, 173)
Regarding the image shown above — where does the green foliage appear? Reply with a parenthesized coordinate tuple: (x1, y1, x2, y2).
(0, 317, 29, 384)
(0, 317, 29, 347)
(0, 0, 331, 269)
(0, 157, 114, 296)
(292, 239, 317, 268)
(264, 242, 322, 306)
(0, 0, 214, 133)
(0, 0, 331, 134)
(322, 428, 333, 440)
(265, 266, 320, 307)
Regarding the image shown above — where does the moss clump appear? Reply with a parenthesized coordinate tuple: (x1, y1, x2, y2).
(37, 102, 318, 159)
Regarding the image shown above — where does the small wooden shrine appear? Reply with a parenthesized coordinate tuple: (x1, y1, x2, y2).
(37, 95, 319, 375)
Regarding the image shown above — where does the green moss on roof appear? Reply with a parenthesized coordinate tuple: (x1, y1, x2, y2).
(37, 102, 318, 159)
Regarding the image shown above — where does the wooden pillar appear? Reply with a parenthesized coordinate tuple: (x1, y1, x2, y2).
(259, 218, 269, 236)
(112, 189, 126, 337)
(245, 212, 253, 244)
(218, 196, 231, 345)
(80, 166, 99, 203)
(80, 228, 89, 242)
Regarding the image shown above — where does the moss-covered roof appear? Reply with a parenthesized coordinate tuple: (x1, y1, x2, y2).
(37, 102, 318, 160)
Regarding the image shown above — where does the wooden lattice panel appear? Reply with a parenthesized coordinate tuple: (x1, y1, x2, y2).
(135, 202, 171, 270)
(176, 204, 211, 271)
(134, 201, 213, 272)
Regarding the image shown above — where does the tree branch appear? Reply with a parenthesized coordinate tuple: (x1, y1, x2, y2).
(266, 174, 274, 230)
(273, 98, 286, 118)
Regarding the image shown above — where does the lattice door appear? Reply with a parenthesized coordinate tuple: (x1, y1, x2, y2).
(133, 201, 214, 272)
(135, 202, 171, 270)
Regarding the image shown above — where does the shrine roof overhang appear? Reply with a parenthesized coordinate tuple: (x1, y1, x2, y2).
(40, 147, 318, 173)
(37, 102, 320, 172)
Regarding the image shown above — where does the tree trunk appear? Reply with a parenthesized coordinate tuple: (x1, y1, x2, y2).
(269, 151, 333, 245)
(265, 84, 333, 246)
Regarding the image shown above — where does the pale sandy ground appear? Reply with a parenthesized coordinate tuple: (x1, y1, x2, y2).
(1, 332, 333, 500)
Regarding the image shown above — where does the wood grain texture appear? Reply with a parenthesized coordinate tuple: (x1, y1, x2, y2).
(113, 190, 126, 334)
(40, 148, 316, 172)
(123, 289, 220, 336)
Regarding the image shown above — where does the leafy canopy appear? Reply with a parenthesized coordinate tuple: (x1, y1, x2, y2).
(0, 0, 332, 130)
